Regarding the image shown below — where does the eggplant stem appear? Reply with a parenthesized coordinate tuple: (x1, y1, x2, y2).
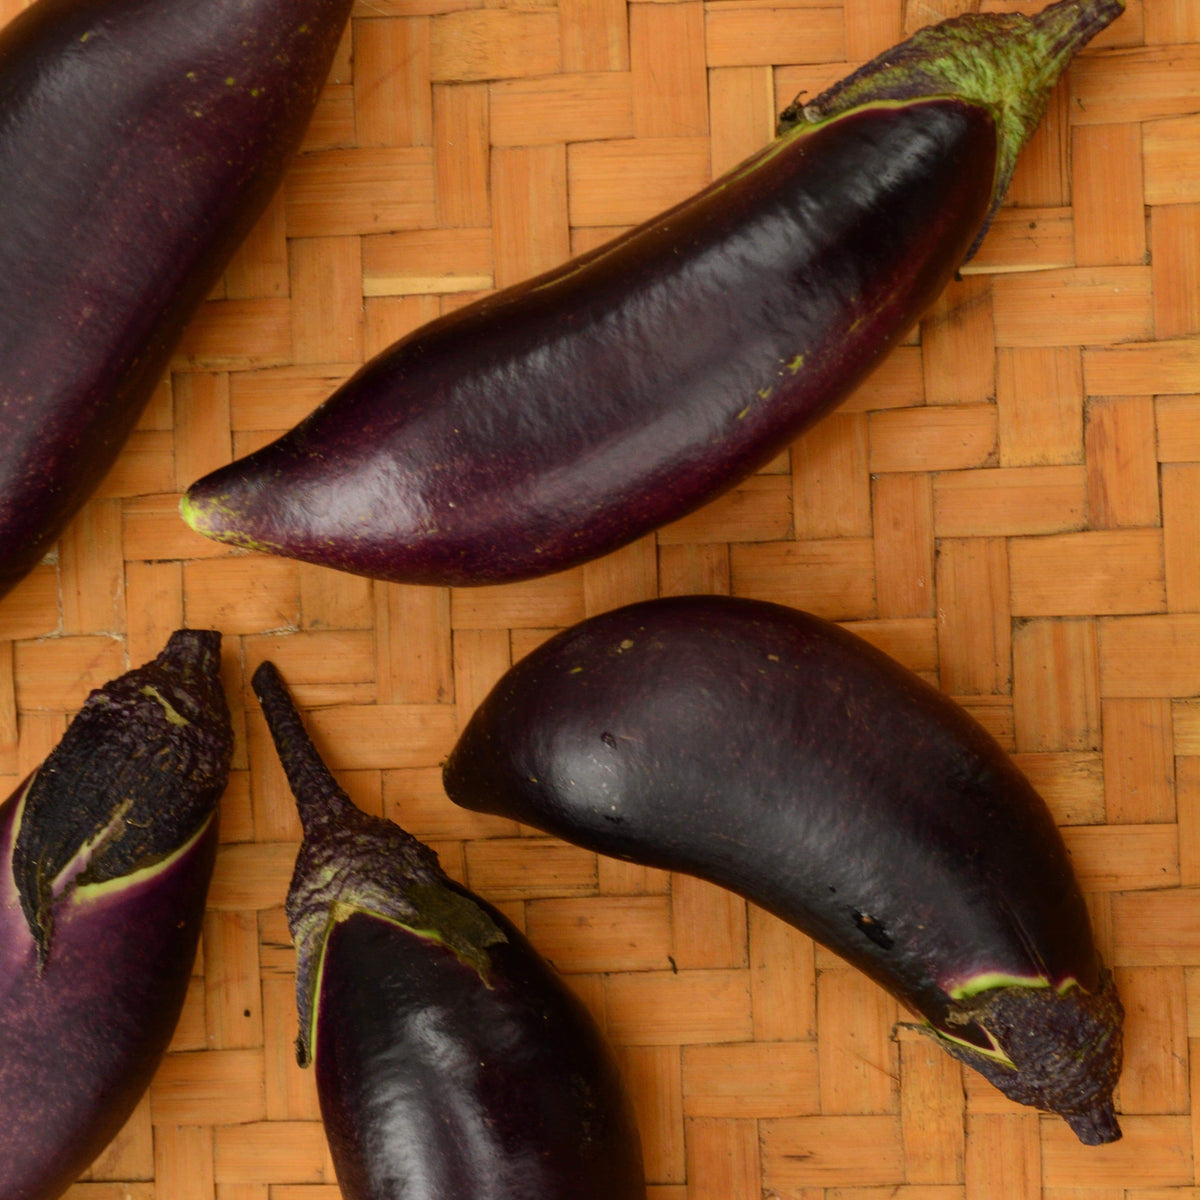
(932, 970, 1124, 1143)
(251, 661, 508, 1068)
(251, 661, 357, 837)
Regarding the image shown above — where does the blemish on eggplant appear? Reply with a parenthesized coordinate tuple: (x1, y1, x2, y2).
(852, 909, 894, 950)
(600, 732, 617, 749)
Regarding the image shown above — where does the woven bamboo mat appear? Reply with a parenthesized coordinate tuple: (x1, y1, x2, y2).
(2, 0, 1199, 1194)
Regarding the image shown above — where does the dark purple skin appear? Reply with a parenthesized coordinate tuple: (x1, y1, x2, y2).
(183, 0, 1124, 587)
(251, 662, 645, 1200)
(185, 99, 996, 585)
(442, 596, 1124, 1145)
(0, 630, 232, 1200)
(0, 0, 354, 600)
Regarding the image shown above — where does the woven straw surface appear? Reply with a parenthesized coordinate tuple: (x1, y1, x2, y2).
(2, 0, 1199, 1194)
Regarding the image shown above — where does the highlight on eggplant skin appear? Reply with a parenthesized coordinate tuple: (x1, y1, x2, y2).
(183, 0, 1123, 587)
(251, 661, 646, 1200)
(0, 630, 233, 1200)
(442, 595, 1124, 1146)
(0, 0, 354, 601)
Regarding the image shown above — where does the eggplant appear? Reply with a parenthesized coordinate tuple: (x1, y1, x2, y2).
(0, 0, 353, 601)
(182, 0, 1122, 586)
(0, 630, 233, 1200)
(251, 661, 645, 1200)
(442, 595, 1124, 1145)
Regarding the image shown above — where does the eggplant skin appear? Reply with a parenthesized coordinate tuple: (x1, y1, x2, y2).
(0, 630, 233, 1200)
(0, 0, 353, 600)
(443, 595, 1123, 1144)
(183, 97, 997, 585)
(0, 800, 218, 1200)
(315, 903, 645, 1200)
(183, 0, 1125, 588)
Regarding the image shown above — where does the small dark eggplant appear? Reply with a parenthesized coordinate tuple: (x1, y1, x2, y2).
(0, 0, 353, 600)
(0, 630, 233, 1200)
(184, 0, 1122, 586)
(443, 595, 1124, 1145)
(251, 661, 645, 1200)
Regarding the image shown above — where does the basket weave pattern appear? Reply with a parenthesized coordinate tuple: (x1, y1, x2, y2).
(1, 0, 1198, 1194)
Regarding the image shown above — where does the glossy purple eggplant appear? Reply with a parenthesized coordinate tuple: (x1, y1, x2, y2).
(251, 661, 645, 1200)
(0, 630, 232, 1200)
(183, 0, 1122, 586)
(443, 595, 1124, 1145)
(0, 0, 353, 601)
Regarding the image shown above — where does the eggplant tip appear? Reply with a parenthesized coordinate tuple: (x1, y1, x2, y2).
(179, 488, 230, 543)
(1064, 1101, 1122, 1146)
(180, 487, 278, 556)
(159, 628, 222, 674)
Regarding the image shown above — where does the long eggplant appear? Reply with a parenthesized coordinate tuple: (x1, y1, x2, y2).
(0, 630, 232, 1200)
(251, 661, 645, 1200)
(0, 0, 353, 601)
(442, 595, 1124, 1145)
(182, 0, 1122, 586)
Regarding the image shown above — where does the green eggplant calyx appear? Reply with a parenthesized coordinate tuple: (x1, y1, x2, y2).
(931, 969, 1124, 1145)
(11, 629, 231, 966)
(779, 0, 1125, 260)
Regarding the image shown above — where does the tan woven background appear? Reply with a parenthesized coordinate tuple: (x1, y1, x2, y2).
(2, 0, 1198, 1194)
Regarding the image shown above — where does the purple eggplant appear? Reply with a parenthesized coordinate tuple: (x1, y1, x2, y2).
(443, 595, 1124, 1145)
(0, 0, 353, 601)
(251, 661, 645, 1200)
(0, 630, 232, 1200)
(183, 0, 1122, 586)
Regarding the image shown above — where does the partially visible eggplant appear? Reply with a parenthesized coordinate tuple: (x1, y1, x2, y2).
(183, 0, 1122, 586)
(0, 630, 233, 1200)
(251, 661, 645, 1200)
(443, 595, 1124, 1145)
(0, 0, 354, 600)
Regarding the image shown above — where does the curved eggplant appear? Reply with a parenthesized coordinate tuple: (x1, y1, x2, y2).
(442, 595, 1124, 1145)
(0, 630, 233, 1200)
(251, 661, 645, 1200)
(183, 0, 1122, 586)
(0, 0, 353, 600)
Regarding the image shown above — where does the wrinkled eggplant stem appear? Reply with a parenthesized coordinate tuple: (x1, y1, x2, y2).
(250, 662, 357, 840)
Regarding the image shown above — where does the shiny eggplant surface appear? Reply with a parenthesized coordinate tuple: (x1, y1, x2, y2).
(251, 662, 645, 1200)
(0, 0, 353, 600)
(443, 595, 1124, 1145)
(0, 631, 233, 1200)
(184, 0, 1123, 585)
